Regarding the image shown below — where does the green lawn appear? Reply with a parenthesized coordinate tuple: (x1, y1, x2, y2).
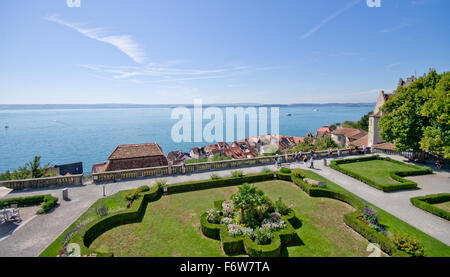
(338, 159, 422, 185)
(90, 180, 374, 257)
(301, 169, 450, 257)
(40, 170, 450, 257)
(434, 201, 450, 213)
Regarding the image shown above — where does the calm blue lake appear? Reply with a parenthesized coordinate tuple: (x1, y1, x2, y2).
(0, 105, 373, 173)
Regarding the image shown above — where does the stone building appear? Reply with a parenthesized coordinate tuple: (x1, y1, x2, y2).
(331, 128, 368, 147)
(367, 75, 416, 149)
(92, 143, 168, 173)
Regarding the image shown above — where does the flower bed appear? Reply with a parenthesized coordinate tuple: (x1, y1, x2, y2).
(201, 183, 300, 257)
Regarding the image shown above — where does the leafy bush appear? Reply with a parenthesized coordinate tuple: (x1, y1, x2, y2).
(221, 200, 234, 217)
(125, 190, 140, 201)
(155, 179, 168, 188)
(210, 173, 222, 180)
(206, 208, 221, 224)
(292, 169, 306, 179)
(231, 170, 244, 178)
(253, 227, 273, 245)
(274, 198, 291, 215)
(220, 217, 234, 225)
(393, 233, 425, 257)
(38, 195, 58, 214)
(280, 167, 291, 174)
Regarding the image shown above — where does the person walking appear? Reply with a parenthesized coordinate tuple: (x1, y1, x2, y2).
(303, 155, 308, 165)
(362, 144, 367, 154)
(309, 155, 314, 169)
(277, 156, 282, 168)
(337, 148, 341, 157)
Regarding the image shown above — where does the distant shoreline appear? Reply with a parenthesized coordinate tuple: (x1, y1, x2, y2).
(0, 103, 375, 110)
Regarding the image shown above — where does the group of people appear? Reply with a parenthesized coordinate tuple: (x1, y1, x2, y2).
(274, 149, 321, 169)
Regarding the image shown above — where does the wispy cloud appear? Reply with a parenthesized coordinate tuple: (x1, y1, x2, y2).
(46, 15, 276, 84)
(45, 15, 147, 64)
(379, 20, 412, 34)
(386, 62, 401, 72)
(299, 0, 361, 40)
(80, 63, 274, 84)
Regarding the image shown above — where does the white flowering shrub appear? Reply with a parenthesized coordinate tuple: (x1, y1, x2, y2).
(222, 200, 234, 217)
(220, 217, 234, 225)
(206, 208, 221, 224)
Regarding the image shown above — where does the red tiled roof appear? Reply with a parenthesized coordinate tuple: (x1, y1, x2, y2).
(92, 162, 108, 173)
(293, 137, 304, 144)
(332, 128, 367, 140)
(373, 142, 396, 150)
(351, 135, 368, 147)
(108, 143, 164, 160)
(317, 126, 331, 133)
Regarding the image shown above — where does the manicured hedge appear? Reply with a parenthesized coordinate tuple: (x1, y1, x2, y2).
(42, 170, 413, 257)
(290, 174, 409, 257)
(167, 172, 274, 194)
(0, 195, 46, 209)
(410, 193, 450, 221)
(330, 156, 432, 192)
(200, 207, 299, 257)
(39, 195, 59, 213)
(0, 194, 59, 214)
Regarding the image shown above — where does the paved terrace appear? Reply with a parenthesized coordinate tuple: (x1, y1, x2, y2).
(0, 154, 449, 257)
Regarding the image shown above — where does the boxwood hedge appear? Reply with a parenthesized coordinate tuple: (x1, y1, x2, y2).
(41, 169, 413, 257)
(290, 174, 409, 257)
(329, 156, 432, 192)
(0, 194, 58, 214)
(200, 209, 299, 257)
(410, 193, 450, 221)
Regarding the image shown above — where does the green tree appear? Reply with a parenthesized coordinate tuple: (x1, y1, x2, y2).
(419, 72, 450, 158)
(379, 69, 443, 153)
(0, 156, 51, 180)
(231, 183, 266, 223)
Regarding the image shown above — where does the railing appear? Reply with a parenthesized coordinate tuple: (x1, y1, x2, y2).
(372, 148, 449, 164)
(92, 148, 368, 183)
(0, 174, 84, 190)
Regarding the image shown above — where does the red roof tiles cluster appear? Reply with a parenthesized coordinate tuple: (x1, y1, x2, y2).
(108, 143, 164, 160)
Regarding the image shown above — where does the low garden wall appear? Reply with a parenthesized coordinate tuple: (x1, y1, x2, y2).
(92, 148, 368, 183)
(0, 174, 83, 191)
(329, 155, 432, 192)
(410, 193, 450, 221)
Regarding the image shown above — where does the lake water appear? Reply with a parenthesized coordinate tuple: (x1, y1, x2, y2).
(0, 104, 373, 173)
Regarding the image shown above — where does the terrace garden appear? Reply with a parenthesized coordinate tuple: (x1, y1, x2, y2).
(330, 156, 433, 192)
(39, 169, 450, 257)
(410, 193, 450, 221)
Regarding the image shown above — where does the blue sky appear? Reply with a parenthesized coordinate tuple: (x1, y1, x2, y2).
(0, 0, 449, 104)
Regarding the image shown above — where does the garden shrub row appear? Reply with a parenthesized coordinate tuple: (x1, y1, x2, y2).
(290, 174, 409, 257)
(167, 172, 274, 194)
(410, 193, 450, 221)
(44, 170, 412, 257)
(0, 194, 58, 214)
(329, 156, 432, 192)
(200, 208, 299, 257)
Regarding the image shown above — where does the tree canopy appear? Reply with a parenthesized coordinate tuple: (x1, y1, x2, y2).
(379, 69, 449, 158)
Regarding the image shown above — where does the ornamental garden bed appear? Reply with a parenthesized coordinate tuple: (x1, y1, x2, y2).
(410, 193, 450, 221)
(39, 170, 450, 257)
(330, 156, 433, 192)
